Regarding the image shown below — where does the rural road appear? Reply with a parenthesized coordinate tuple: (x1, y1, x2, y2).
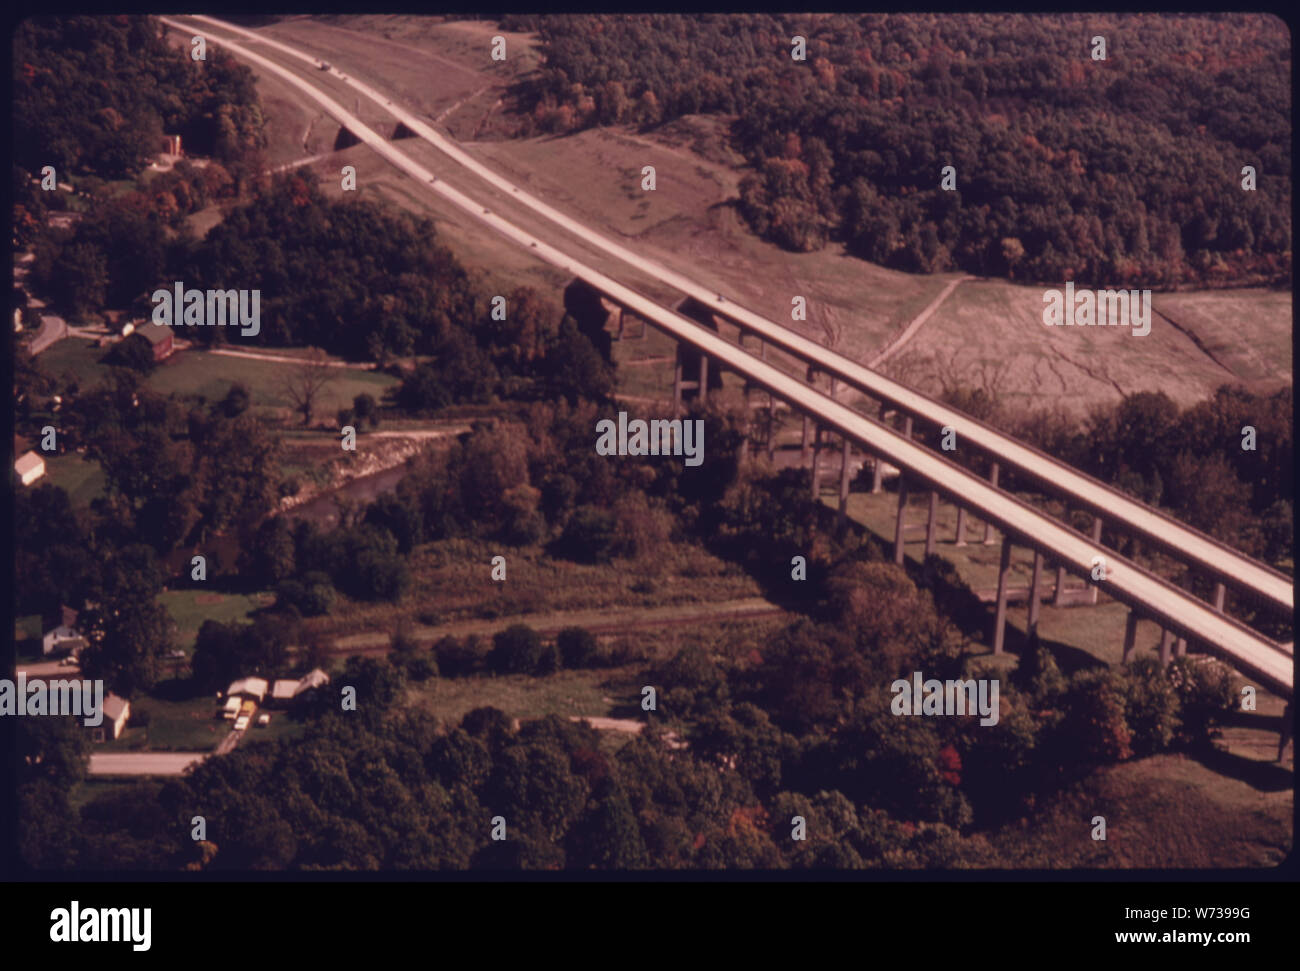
(204, 347, 375, 369)
(89, 752, 206, 776)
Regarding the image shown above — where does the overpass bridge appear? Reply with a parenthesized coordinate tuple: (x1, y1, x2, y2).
(164, 16, 1293, 702)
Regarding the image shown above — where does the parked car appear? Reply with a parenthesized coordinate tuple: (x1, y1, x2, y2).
(319, 62, 330, 70)
(234, 714, 250, 731)
(256, 713, 270, 727)
(166, 649, 186, 659)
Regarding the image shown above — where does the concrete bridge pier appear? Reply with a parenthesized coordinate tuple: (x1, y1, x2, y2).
(925, 490, 939, 556)
(1213, 582, 1226, 613)
(672, 346, 701, 416)
(982, 462, 1000, 543)
(1122, 610, 1140, 662)
(893, 473, 910, 565)
(871, 401, 888, 493)
(1088, 516, 1103, 604)
(1027, 550, 1044, 647)
(954, 506, 969, 546)
(838, 438, 852, 523)
(810, 425, 822, 498)
(1159, 629, 1174, 665)
(992, 535, 1013, 654)
(1053, 562, 1068, 606)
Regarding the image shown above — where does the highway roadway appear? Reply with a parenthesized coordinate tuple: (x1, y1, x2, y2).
(160, 17, 1292, 698)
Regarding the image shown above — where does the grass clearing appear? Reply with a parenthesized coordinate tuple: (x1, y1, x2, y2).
(159, 589, 275, 650)
(887, 277, 1286, 417)
(103, 695, 225, 752)
(1154, 288, 1292, 390)
(302, 535, 765, 641)
(148, 349, 399, 418)
(42, 453, 107, 508)
(38, 339, 111, 388)
(401, 665, 637, 727)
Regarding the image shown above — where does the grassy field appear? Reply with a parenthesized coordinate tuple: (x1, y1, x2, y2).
(185, 203, 227, 240)
(37, 339, 398, 420)
(159, 589, 275, 650)
(148, 349, 398, 419)
(42, 453, 107, 508)
(1154, 288, 1293, 390)
(300, 534, 765, 641)
(38, 339, 111, 388)
(103, 695, 225, 752)
(402, 666, 633, 726)
(886, 277, 1289, 416)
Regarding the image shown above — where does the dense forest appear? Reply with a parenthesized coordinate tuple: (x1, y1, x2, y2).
(504, 13, 1291, 287)
(13, 16, 266, 181)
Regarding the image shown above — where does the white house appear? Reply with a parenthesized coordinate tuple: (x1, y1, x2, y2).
(15, 451, 45, 486)
(42, 608, 85, 656)
(93, 694, 131, 742)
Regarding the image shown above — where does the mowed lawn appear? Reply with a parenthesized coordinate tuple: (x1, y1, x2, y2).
(102, 694, 225, 752)
(148, 350, 399, 419)
(159, 589, 275, 651)
(402, 667, 633, 727)
(36, 339, 399, 419)
(41, 453, 107, 507)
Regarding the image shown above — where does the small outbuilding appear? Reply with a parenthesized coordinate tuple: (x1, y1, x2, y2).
(93, 694, 131, 742)
(15, 451, 45, 486)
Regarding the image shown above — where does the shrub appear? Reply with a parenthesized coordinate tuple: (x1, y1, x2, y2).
(433, 635, 487, 678)
(1121, 656, 1181, 756)
(557, 627, 599, 669)
(1167, 656, 1235, 748)
(275, 573, 334, 617)
(1057, 668, 1133, 765)
(552, 504, 616, 563)
(489, 625, 557, 675)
